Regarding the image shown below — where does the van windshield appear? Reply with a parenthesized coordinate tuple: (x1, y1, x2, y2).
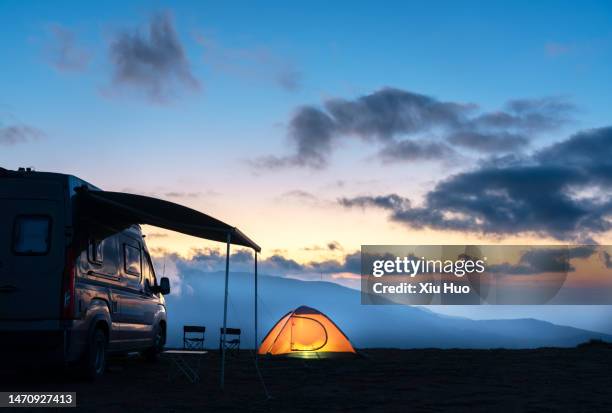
(13, 216, 51, 255)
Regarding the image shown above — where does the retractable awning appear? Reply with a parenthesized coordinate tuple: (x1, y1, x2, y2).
(75, 187, 261, 389)
(76, 188, 260, 252)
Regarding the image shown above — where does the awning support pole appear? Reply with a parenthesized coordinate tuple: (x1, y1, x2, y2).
(220, 231, 231, 390)
(254, 251, 258, 361)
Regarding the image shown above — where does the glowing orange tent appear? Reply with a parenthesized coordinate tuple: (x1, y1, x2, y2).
(258, 306, 356, 357)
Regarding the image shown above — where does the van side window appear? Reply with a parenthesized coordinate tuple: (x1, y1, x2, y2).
(88, 239, 104, 264)
(13, 215, 51, 255)
(123, 243, 141, 276)
(143, 252, 157, 290)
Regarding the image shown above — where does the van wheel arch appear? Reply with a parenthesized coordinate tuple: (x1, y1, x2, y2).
(93, 320, 109, 341)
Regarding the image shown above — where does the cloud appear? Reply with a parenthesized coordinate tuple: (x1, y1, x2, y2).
(196, 35, 302, 92)
(163, 191, 201, 198)
(0, 123, 44, 146)
(255, 88, 574, 169)
(602, 251, 612, 269)
(279, 189, 319, 202)
(274, 189, 332, 209)
(339, 194, 410, 210)
(254, 251, 359, 276)
(302, 241, 343, 252)
(276, 67, 301, 91)
(258, 106, 336, 169)
(154, 247, 360, 278)
(109, 11, 199, 102)
(475, 97, 574, 131)
(45, 24, 90, 72)
(378, 139, 457, 162)
(145, 232, 169, 239)
(324, 89, 468, 140)
(447, 131, 528, 153)
(339, 126, 612, 240)
(488, 246, 597, 275)
(306, 252, 361, 274)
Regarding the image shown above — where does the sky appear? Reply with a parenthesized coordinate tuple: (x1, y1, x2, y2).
(2, 0, 612, 291)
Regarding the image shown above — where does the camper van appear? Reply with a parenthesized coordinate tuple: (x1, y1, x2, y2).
(0, 168, 170, 379)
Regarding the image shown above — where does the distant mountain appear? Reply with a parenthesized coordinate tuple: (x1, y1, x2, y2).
(164, 270, 612, 349)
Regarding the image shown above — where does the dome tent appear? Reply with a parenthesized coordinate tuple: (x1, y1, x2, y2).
(258, 306, 356, 357)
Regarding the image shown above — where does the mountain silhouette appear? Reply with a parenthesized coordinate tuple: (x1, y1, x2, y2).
(164, 270, 612, 349)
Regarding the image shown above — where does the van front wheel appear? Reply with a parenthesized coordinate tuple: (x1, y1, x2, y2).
(144, 324, 164, 362)
(82, 328, 107, 380)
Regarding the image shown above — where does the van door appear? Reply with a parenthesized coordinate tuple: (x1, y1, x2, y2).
(113, 236, 151, 349)
(0, 196, 64, 320)
(80, 233, 123, 348)
(141, 250, 160, 341)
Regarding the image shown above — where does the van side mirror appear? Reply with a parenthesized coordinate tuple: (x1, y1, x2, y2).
(159, 277, 170, 295)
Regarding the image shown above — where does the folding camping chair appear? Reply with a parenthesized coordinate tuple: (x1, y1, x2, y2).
(164, 325, 208, 383)
(183, 325, 206, 350)
(219, 328, 241, 355)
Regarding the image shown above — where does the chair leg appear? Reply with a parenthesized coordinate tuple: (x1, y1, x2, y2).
(176, 356, 199, 383)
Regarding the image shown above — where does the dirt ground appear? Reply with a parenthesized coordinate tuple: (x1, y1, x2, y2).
(1, 346, 612, 412)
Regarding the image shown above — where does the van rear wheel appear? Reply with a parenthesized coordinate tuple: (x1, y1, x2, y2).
(82, 328, 107, 380)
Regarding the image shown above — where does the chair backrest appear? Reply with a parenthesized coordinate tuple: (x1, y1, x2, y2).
(184, 326, 206, 350)
(220, 327, 240, 336)
(184, 325, 206, 334)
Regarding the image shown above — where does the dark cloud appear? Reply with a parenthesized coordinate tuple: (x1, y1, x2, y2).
(254, 252, 359, 275)
(263, 255, 305, 273)
(568, 246, 600, 259)
(602, 251, 612, 269)
(45, 24, 90, 72)
(162, 247, 360, 276)
(261, 106, 336, 168)
(255, 88, 574, 169)
(339, 126, 612, 240)
(447, 131, 528, 153)
(378, 139, 457, 162)
(475, 97, 574, 131)
(536, 126, 612, 172)
(488, 246, 597, 275)
(307, 252, 361, 274)
(109, 12, 199, 102)
(324, 89, 468, 140)
(186, 248, 255, 271)
(302, 241, 343, 252)
(0, 124, 44, 146)
(339, 194, 410, 211)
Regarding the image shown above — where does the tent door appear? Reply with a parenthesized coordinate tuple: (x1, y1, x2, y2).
(290, 316, 328, 351)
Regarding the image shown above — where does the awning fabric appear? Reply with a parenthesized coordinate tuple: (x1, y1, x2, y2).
(76, 188, 260, 252)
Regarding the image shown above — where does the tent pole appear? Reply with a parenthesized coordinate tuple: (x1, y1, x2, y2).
(254, 251, 258, 361)
(221, 231, 231, 390)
